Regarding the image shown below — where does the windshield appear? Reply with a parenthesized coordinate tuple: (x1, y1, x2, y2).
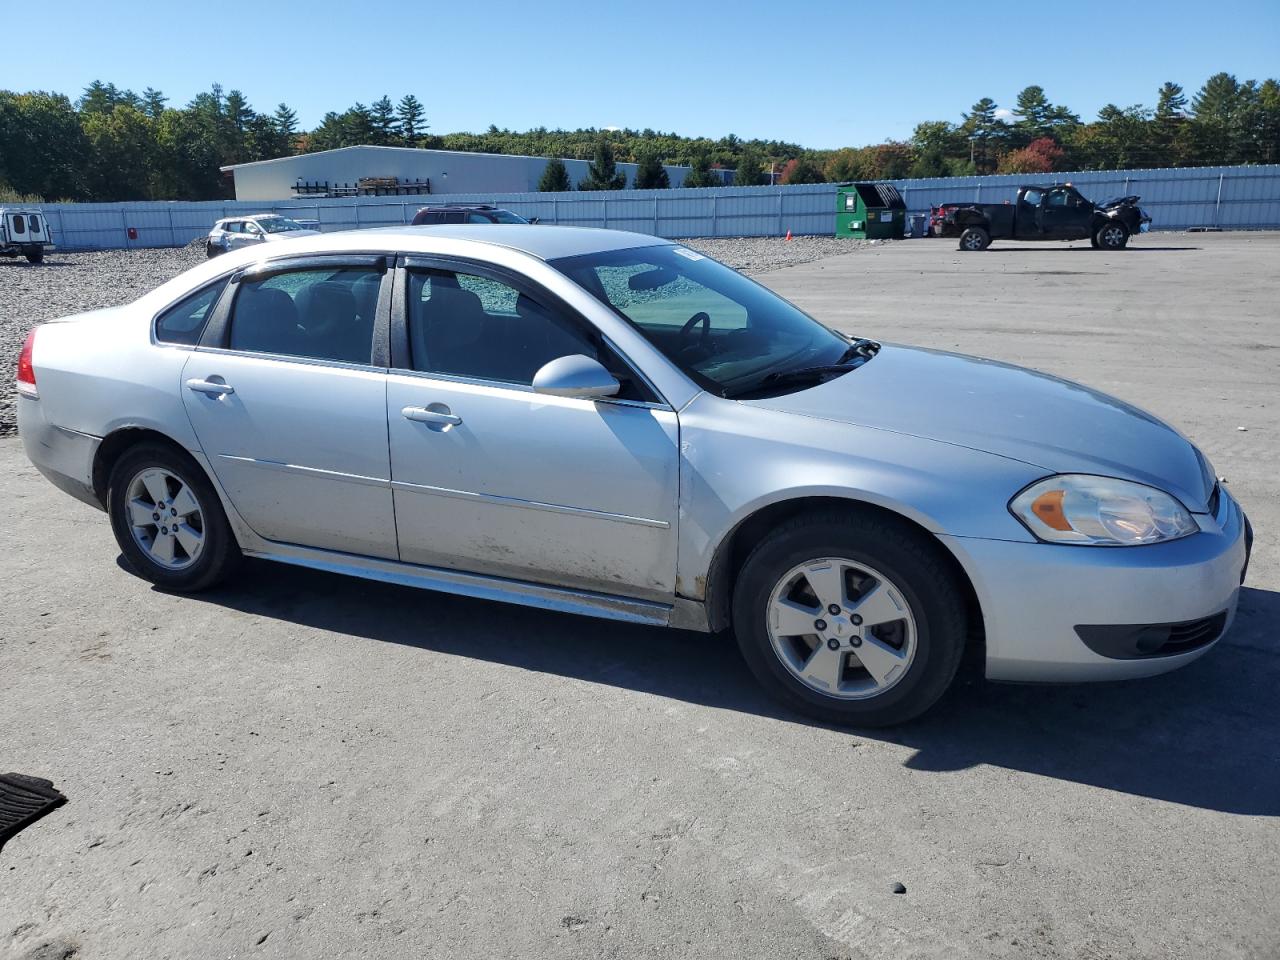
(489, 210, 529, 224)
(552, 245, 853, 396)
(256, 216, 306, 233)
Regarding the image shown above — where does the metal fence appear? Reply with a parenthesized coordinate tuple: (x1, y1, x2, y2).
(26, 164, 1280, 251)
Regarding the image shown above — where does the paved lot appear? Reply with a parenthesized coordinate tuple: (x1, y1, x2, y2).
(2, 232, 1277, 960)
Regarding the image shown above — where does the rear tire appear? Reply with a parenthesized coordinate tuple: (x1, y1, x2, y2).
(958, 226, 990, 251)
(24, 247, 44, 264)
(731, 510, 968, 727)
(1095, 221, 1129, 250)
(205, 241, 222, 258)
(108, 442, 241, 592)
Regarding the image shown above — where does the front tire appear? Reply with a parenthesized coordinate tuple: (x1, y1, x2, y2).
(108, 442, 241, 592)
(1095, 221, 1129, 250)
(958, 226, 990, 251)
(732, 511, 968, 726)
(24, 247, 44, 264)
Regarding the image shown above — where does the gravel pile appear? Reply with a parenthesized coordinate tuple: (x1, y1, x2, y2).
(0, 234, 862, 436)
(682, 235, 866, 274)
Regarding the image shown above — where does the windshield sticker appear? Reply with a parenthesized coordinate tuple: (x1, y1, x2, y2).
(672, 246, 705, 261)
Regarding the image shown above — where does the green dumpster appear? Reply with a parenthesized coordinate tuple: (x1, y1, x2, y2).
(836, 182, 906, 239)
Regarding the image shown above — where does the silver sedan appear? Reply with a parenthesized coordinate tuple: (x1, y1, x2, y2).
(16, 226, 1252, 725)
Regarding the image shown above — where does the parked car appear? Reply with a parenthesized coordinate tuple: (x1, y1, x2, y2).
(411, 204, 531, 226)
(927, 203, 973, 237)
(16, 225, 1250, 726)
(936, 185, 1151, 250)
(205, 214, 319, 258)
(1, 208, 54, 263)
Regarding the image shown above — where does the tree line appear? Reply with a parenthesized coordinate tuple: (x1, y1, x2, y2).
(1, 74, 1276, 203)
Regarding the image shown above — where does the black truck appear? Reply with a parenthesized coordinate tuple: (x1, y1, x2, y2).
(935, 184, 1151, 251)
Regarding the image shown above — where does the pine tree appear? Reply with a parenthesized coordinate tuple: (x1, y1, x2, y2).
(538, 158, 572, 192)
(273, 103, 298, 140)
(1193, 72, 1242, 122)
(224, 90, 253, 133)
(1155, 82, 1188, 120)
(142, 87, 167, 119)
(633, 151, 670, 189)
(733, 147, 765, 186)
(578, 139, 627, 190)
(397, 94, 426, 145)
(682, 152, 718, 188)
(370, 95, 397, 145)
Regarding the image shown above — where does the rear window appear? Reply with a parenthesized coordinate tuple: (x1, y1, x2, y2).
(156, 281, 226, 345)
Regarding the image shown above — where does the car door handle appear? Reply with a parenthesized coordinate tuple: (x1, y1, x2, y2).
(402, 405, 462, 426)
(185, 378, 235, 396)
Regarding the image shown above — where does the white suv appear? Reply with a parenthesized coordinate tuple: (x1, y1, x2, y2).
(205, 214, 319, 258)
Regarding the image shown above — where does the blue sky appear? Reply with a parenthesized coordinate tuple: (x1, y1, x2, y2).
(3, 0, 1278, 148)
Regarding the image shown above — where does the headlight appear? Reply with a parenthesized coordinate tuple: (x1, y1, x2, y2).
(1009, 475, 1199, 546)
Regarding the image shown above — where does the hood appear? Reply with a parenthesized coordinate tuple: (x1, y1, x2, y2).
(1099, 195, 1141, 209)
(745, 344, 1214, 511)
(263, 229, 321, 241)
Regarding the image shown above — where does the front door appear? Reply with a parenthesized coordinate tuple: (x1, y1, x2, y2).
(1015, 188, 1045, 238)
(182, 256, 398, 559)
(1041, 187, 1093, 240)
(385, 260, 679, 602)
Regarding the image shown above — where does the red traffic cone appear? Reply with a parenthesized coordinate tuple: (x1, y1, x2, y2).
(784, 229, 792, 241)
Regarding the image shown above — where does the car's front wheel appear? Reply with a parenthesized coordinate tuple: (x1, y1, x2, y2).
(1095, 221, 1129, 250)
(732, 511, 968, 726)
(108, 443, 241, 592)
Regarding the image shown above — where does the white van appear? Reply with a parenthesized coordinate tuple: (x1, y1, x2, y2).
(1, 209, 53, 263)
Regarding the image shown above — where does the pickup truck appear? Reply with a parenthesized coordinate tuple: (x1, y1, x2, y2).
(935, 185, 1151, 251)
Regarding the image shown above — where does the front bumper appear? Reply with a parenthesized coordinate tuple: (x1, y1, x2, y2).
(940, 485, 1249, 682)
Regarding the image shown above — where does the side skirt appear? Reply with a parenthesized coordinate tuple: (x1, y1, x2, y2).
(243, 540, 676, 628)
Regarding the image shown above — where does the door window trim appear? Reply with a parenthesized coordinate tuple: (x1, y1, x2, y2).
(198, 253, 393, 370)
(391, 254, 671, 409)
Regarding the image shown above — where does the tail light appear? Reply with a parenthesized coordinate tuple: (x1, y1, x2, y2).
(16, 327, 38, 399)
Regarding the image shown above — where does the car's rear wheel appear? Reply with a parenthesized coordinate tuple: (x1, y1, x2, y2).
(205, 241, 222, 258)
(1095, 221, 1129, 250)
(108, 443, 241, 592)
(732, 511, 967, 726)
(958, 226, 990, 251)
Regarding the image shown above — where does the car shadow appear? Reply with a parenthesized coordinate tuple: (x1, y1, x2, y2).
(0, 260, 77, 268)
(170, 557, 1279, 816)
(981, 245, 1201, 253)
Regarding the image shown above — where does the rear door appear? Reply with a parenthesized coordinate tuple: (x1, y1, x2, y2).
(181, 254, 398, 559)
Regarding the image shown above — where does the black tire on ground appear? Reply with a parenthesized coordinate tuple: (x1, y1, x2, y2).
(1090, 235, 1101, 249)
(24, 247, 44, 264)
(1095, 220, 1129, 250)
(205, 241, 221, 258)
(958, 226, 990, 251)
(108, 441, 242, 592)
(731, 509, 969, 727)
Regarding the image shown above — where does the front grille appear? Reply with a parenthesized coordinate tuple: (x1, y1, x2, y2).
(1160, 612, 1229, 655)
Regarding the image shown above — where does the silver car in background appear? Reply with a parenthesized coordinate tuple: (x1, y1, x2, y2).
(205, 213, 319, 258)
(16, 225, 1252, 725)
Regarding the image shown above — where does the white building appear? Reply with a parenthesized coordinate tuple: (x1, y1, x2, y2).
(221, 145, 690, 201)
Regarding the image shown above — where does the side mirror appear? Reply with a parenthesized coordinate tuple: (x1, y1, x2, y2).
(531, 354, 619, 400)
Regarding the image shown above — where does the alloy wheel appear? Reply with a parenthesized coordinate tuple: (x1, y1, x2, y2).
(765, 557, 918, 700)
(126, 467, 206, 570)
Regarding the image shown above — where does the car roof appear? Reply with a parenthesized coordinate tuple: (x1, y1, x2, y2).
(416, 204, 500, 211)
(261, 224, 674, 262)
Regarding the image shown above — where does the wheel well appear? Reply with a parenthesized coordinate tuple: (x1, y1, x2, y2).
(703, 496, 985, 655)
(92, 428, 192, 507)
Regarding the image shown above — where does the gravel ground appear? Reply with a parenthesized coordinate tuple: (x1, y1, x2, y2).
(0, 235, 864, 436)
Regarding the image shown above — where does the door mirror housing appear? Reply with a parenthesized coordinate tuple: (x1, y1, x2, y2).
(531, 354, 620, 400)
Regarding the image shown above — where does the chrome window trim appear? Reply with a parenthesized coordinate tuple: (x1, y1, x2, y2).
(194, 344, 388, 375)
(386, 365, 672, 412)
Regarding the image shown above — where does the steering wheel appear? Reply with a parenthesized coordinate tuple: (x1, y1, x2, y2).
(678, 311, 712, 357)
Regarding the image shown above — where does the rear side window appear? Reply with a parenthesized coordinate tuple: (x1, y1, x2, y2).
(228, 266, 381, 364)
(156, 282, 226, 345)
(28, 215, 42, 233)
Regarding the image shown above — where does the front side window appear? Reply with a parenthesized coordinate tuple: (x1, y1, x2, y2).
(1046, 189, 1069, 208)
(552, 245, 850, 397)
(466, 212, 494, 224)
(257, 216, 306, 233)
(405, 268, 601, 386)
(1022, 189, 1043, 207)
(488, 210, 528, 224)
(156, 281, 226, 345)
(28, 215, 42, 233)
(228, 266, 381, 364)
